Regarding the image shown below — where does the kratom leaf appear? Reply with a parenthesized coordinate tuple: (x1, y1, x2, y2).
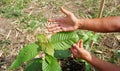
(36, 34, 54, 56)
(42, 55, 61, 71)
(37, 34, 48, 43)
(77, 31, 89, 43)
(25, 58, 42, 71)
(50, 32, 79, 50)
(40, 43, 54, 56)
(54, 50, 71, 59)
(9, 43, 40, 69)
(45, 43, 54, 56)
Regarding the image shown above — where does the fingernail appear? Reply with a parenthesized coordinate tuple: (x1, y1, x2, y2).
(73, 44, 76, 47)
(48, 19, 52, 22)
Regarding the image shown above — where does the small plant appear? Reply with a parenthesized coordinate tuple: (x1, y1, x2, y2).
(9, 31, 99, 71)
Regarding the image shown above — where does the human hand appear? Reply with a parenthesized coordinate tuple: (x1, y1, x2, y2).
(70, 40, 92, 61)
(46, 7, 80, 33)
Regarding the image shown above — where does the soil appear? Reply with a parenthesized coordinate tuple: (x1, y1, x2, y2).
(60, 57, 85, 71)
(0, 18, 37, 71)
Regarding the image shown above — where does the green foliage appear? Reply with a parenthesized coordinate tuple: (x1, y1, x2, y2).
(77, 31, 98, 42)
(77, 31, 99, 49)
(37, 34, 48, 43)
(37, 34, 54, 56)
(25, 58, 42, 71)
(9, 43, 40, 69)
(42, 55, 61, 71)
(54, 50, 71, 59)
(45, 43, 54, 57)
(10, 31, 99, 71)
(50, 32, 79, 50)
(85, 62, 91, 71)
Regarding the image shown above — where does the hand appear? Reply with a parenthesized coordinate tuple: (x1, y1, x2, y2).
(70, 40, 92, 61)
(46, 7, 80, 33)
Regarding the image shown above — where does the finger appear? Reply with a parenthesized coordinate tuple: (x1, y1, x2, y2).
(49, 26, 61, 31)
(70, 48, 74, 53)
(61, 27, 75, 32)
(70, 48, 78, 57)
(79, 39, 83, 48)
(53, 28, 63, 33)
(73, 44, 79, 50)
(48, 18, 62, 22)
(76, 40, 81, 48)
(60, 7, 72, 16)
(46, 24, 60, 29)
(48, 26, 62, 32)
(70, 47, 77, 54)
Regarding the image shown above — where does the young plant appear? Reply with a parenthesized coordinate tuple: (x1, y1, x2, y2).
(9, 31, 99, 71)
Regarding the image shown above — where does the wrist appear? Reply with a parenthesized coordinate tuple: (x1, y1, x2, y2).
(83, 51, 92, 62)
(77, 19, 85, 29)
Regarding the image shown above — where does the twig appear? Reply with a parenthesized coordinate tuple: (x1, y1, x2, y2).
(28, 11, 33, 17)
(15, 28, 23, 33)
(6, 30, 12, 40)
(98, 0, 105, 18)
(15, 31, 19, 38)
(0, 50, 3, 57)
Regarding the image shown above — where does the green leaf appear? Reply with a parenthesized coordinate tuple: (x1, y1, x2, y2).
(76, 31, 89, 43)
(42, 55, 61, 71)
(25, 58, 42, 71)
(85, 62, 90, 71)
(82, 34, 89, 43)
(39, 43, 54, 56)
(37, 34, 48, 43)
(54, 50, 71, 59)
(40, 43, 54, 56)
(45, 43, 54, 56)
(86, 32, 98, 42)
(36, 34, 48, 52)
(36, 34, 54, 56)
(36, 34, 48, 51)
(9, 43, 40, 69)
(50, 32, 79, 50)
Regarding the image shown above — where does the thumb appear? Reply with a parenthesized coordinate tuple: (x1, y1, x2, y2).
(60, 7, 72, 16)
(79, 39, 83, 48)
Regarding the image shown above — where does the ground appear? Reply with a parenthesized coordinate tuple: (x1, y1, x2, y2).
(0, 0, 120, 71)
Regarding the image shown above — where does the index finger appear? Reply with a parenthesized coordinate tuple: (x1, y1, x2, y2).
(48, 18, 63, 22)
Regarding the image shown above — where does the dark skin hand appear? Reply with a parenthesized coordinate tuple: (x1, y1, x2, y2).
(71, 40, 120, 71)
(47, 7, 120, 33)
